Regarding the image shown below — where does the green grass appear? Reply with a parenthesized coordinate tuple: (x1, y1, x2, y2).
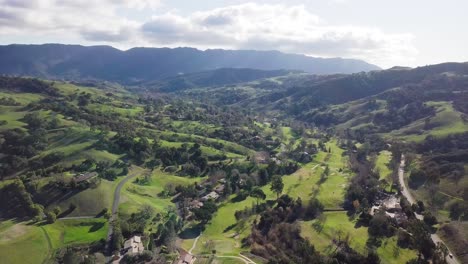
(48, 179, 116, 216)
(120, 170, 203, 216)
(0, 222, 49, 264)
(188, 197, 257, 255)
(0, 91, 44, 104)
(43, 218, 108, 249)
(300, 212, 369, 254)
(0, 106, 28, 129)
(377, 236, 418, 264)
(185, 140, 352, 255)
(375, 151, 392, 180)
(387, 101, 468, 142)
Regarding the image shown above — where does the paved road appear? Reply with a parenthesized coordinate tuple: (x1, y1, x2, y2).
(398, 155, 459, 264)
(104, 170, 140, 257)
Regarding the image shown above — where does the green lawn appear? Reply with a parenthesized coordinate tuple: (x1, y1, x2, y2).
(187, 196, 257, 255)
(375, 150, 392, 180)
(120, 170, 203, 216)
(0, 222, 49, 264)
(43, 218, 108, 249)
(47, 179, 116, 216)
(387, 101, 468, 142)
(300, 212, 369, 255)
(377, 236, 418, 264)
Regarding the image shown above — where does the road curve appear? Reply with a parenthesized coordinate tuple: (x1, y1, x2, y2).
(105, 170, 141, 256)
(398, 155, 459, 264)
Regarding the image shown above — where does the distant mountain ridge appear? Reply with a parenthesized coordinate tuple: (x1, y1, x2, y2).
(0, 44, 380, 83)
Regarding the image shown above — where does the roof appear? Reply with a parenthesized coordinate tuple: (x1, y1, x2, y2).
(202, 191, 219, 201)
(124, 236, 144, 255)
(74, 172, 98, 183)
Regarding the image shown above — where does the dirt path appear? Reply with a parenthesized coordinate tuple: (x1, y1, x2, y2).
(216, 255, 255, 264)
(188, 234, 201, 254)
(398, 155, 459, 264)
(39, 226, 53, 264)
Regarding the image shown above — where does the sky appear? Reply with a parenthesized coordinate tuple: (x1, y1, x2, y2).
(0, 0, 466, 68)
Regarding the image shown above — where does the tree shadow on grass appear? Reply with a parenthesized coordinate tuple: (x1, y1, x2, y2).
(89, 222, 105, 233)
(179, 224, 204, 239)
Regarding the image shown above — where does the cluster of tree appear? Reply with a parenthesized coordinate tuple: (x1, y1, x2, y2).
(345, 153, 381, 212)
(153, 209, 184, 253)
(0, 96, 21, 106)
(0, 76, 59, 96)
(247, 194, 379, 263)
(0, 128, 47, 177)
(0, 179, 43, 219)
(121, 206, 156, 236)
(153, 143, 208, 176)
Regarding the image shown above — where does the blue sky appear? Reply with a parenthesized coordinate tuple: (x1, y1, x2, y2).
(0, 0, 466, 68)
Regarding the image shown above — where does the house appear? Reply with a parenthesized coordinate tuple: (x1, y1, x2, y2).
(180, 254, 194, 264)
(254, 151, 270, 164)
(177, 249, 195, 264)
(201, 191, 220, 201)
(189, 199, 204, 209)
(74, 172, 98, 183)
(214, 184, 225, 194)
(370, 195, 408, 225)
(123, 236, 144, 255)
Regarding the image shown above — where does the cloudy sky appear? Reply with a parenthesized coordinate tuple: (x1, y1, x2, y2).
(0, 0, 466, 68)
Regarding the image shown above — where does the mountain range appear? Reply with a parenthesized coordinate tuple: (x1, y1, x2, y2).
(0, 44, 380, 83)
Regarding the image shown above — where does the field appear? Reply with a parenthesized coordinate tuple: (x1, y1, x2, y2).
(43, 218, 108, 249)
(377, 237, 418, 264)
(119, 170, 203, 216)
(0, 222, 50, 264)
(388, 101, 468, 142)
(46, 178, 116, 217)
(300, 212, 368, 254)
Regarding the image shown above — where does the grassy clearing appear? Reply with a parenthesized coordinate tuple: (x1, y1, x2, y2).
(120, 170, 203, 216)
(375, 151, 392, 180)
(300, 212, 368, 254)
(274, 140, 350, 208)
(388, 101, 468, 142)
(188, 197, 258, 255)
(377, 236, 418, 264)
(48, 179, 116, 217)
(43, 218, 108, 249)
(0, 222, 49, 264)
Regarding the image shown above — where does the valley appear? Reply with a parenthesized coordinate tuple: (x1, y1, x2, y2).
(0, 62, 467, 264)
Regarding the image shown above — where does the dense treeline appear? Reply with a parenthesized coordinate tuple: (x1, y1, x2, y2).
(0, 76, 59, 96)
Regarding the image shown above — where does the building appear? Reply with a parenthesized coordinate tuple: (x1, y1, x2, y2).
(201, 191, 220, 201)
(74, 172, 98, 183)
(123, 236, 144, 255)
(214, 184, 225, 194)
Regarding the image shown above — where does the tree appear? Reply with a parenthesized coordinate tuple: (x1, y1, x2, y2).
(250, 187, 266, 206)
(53, 206, 61, 217)
(270, 175, 284, 199)
(423, 212, 437, 226)
(46, 211, 57, 223)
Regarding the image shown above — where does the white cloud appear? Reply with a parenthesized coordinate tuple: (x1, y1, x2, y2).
(140, 3, 417, 67)
(0, 1, 417, 67)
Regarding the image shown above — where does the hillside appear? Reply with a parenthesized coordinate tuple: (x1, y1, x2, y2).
(0, 44, 380, 83)
(0, 63, 467, 264)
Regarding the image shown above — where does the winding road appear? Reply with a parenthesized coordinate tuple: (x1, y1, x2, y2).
(105, 170, 141, 256)
(398, 155, 459, 264)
